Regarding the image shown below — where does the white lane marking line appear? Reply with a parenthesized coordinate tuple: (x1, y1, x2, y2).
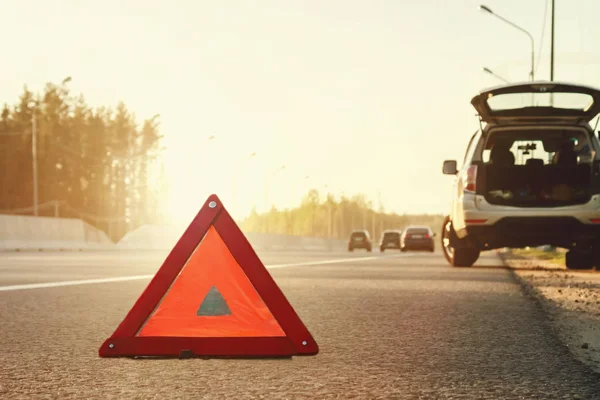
(267, 254, 405, 269)
(0, 275, 154, 292)
(0, 254, 404, 292)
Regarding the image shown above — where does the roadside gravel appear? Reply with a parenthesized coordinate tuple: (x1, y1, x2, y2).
(500, 251, 600, 373)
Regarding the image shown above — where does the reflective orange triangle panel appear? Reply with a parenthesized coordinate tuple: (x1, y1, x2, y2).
(137, 226, 286, 338)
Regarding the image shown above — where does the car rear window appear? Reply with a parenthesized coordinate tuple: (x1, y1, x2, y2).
(407, 228, 429, 235)
(351, 232, 366, 239)
(383, 232, 399, 239)
(481, 130, 593, 166)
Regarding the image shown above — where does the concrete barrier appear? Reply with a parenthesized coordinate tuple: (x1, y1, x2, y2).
(0, 216, 347, 252)
(117, 224, 184, 251)
(0, 215, 114, 251)
(117, 224, 347, 252)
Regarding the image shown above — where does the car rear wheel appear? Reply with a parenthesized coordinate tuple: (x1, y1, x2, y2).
(565, 250, 594, 270)
(380, 247, 385, 252)
(442, 216, 480, 267)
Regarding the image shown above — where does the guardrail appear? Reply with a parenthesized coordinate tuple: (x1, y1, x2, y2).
(0, 216, 347, 252)
(244, 232, 346, 252)
(117, 224, 347, 252)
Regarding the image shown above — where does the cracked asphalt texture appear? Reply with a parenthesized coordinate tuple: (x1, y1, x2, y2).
(1, 250, 600, 399)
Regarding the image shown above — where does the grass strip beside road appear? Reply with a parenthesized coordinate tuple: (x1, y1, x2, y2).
(510, 248, 565, 266)
(500, 248, 566, 270)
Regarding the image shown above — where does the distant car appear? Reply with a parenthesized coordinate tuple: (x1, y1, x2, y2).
(379, 230, 402, 252)
(401, 226, 435, 252)
(348, 230, 372, 252)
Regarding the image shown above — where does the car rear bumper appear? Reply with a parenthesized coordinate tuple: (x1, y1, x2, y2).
(402, 239, 434, 249)
(463, 216, 600, 250)
(349, 242, 371, 249)
(454, 193, 600, 246)
(459, 194, 600, 226)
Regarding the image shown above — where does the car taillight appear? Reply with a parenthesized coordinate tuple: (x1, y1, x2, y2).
(424, 234, 431, 239)
(465, 219, 487, 224)
(405, 234, 411, 239)
(463, 165, 477, 193)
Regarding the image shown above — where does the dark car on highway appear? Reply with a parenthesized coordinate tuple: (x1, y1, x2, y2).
(379, 230, 402, 252)
(401, 226, 435, 252)
(348, 230, 372, 252)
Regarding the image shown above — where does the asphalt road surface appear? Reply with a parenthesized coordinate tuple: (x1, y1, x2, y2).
(1, 249, 600, 399)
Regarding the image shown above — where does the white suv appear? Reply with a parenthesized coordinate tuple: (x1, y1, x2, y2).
(442, 82, 600, 269)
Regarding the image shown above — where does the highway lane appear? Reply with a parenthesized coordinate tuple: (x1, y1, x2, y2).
(1, 250, 599, 399)
(0, 250, 406, 287)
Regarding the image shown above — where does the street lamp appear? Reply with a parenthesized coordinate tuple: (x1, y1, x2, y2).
(323, 184, 333, 241)
(483, 67, 510, 84)
(32, 76, 72, 216)
(479, 5, 534, 82)
(30, 104, 39, 216)
(301, 176, 332, 238)
(0, 77, 73, 217)
(302, 175, 318, 236)
(301, 175, 311, 204)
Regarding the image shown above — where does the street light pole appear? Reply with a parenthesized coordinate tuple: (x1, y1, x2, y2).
(550, 0, 555, 81)
(480, 5, 535, 82)
(321, 184, 334, 250)
(301, 175, 317, 236)
(31, 110, 39, 216)
(322, 184, 332, 240)
(371, 205, 375, 243)
(1, 77, 72, 218)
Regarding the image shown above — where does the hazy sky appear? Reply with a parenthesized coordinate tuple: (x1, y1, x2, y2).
(3, 0, 600, 222)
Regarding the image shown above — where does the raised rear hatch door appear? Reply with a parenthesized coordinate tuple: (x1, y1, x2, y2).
(471, 82, 600, 124)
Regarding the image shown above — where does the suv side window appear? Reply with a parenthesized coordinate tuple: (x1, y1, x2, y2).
(461, 131, 481, 169)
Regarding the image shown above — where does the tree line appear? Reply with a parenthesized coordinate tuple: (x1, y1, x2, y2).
(240, 189, 445, 241)
(1, 79, 443, 243)
(0, 78, 165, 240)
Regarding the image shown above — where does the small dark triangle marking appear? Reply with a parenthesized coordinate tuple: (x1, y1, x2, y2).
(197, 286, 231, 316)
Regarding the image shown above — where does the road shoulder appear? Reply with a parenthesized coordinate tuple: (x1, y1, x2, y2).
(501, 251, 600, 373)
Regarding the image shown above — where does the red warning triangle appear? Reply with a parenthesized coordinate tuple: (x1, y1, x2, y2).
(99, 194, 319, 358)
